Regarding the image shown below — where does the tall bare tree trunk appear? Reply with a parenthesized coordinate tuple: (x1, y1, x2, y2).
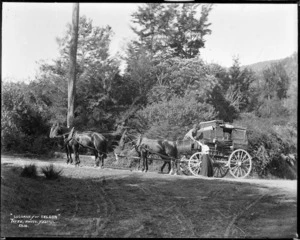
(67, 3, 79, 128)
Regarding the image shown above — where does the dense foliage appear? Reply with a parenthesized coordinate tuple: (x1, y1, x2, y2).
(2, 3, 297, 179)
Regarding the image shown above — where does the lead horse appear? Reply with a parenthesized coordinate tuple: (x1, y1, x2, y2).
(49, 122, 79, 164)
(49, 122, 108, 167)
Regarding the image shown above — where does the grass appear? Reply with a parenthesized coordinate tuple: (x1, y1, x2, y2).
(20, 164, 38, 178)
(41, 164, 63, 180)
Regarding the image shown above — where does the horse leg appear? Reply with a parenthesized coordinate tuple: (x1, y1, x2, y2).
(145, 152, 149, 172)
(100, 153, 105, 169)
(160, 162, 167, 173)
(173, 160, 178, 175)
(94, 150, 99, 168)
(169, 159, 177, 175)
(169, 160, 173, 175)
(141, 151, 145, 172)
(68, 144, 74, 164)
(74, 144, 80, 167)
(141, 150, 148, 172)
(137, 151, 141, 171)
(65, 144, 70, 164)
(160, 160, 169, 173)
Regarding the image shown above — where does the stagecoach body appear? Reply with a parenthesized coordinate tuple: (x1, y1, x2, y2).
(199, 119, 248, 155)
(187, 120, 252, 178)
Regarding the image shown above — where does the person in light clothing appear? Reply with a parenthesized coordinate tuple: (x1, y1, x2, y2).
(186, 124, 213, 177)
(183, 124, 200, 141)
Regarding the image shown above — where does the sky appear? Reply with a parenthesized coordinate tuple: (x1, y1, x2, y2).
(2, 3, 298, 82)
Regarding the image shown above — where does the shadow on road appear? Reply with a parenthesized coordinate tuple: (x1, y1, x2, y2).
(1, 158, 297, 238)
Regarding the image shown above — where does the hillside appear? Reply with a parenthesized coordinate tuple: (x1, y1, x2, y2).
(242, 52, 298, 81)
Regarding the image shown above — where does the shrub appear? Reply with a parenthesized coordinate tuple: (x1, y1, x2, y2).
(41, 164, 63, 180)
(1, 82, 55, 155)
(234, 113, 297, 179)
(20, 164, 38, 178)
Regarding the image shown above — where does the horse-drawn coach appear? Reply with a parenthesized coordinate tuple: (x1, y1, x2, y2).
(186, 119, 252, 179)
(50, 119, 252, 179)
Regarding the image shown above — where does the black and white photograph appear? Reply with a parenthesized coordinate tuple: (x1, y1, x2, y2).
(1, 2, 297, 238)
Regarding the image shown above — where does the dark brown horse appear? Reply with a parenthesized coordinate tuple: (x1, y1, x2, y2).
(133, 134, 179, 175)
(67, 127, 108, 168)
(50, 122, 79, 164)
(50, 122, 108, 168)
(122, 132, 197, 174)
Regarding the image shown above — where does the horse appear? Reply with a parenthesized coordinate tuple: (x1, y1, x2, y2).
(50, 122, 108, 168)
(119, 131, 171, 173)
(133, 134, 179, 175)
(49, 122, 79, 164)
(67, 127, 108, 168)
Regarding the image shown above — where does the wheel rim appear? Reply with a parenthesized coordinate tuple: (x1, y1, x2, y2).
(211, 156, 229, 178)
(188, 152, 203, 176)
(228, 149, 252, 178)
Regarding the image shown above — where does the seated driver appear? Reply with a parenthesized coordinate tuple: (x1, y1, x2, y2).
(183, 124, 200, 142)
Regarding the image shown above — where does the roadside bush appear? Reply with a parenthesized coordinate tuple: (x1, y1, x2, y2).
(20, 164, 38, 178)
(1, 82, 54, 155)
(234, 113, 297, 179)
(268, 154, 297, 180)
(41, 164, 63, 180)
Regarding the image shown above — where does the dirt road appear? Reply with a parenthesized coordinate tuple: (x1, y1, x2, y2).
(1, 155, 297, 238)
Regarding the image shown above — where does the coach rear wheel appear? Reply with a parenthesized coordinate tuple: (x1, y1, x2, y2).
(228, 149, 252, 178)
(211, 155, 229, 178)
(188, 152, 203, 176)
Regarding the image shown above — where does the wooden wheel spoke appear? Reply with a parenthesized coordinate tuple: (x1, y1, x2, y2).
(213, 161, 228, 178)
(241, 164, 250, 174)
(241, 167, 247, 176)
(229, 149, 252, 178)
(232, 166, 239, 176)
(189, 152, 203, 176)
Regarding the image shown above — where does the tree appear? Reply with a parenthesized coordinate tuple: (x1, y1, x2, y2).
(131, 3, 212, 59)
(257, 63, 290, 117)
(262, 63, 290, 100)
(123, 44, 157, 106)
(220, 58, 256, 113)
(38, 15, 125, 130)
(68, 3, 79, 128)
(145, 57, 219, 104)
